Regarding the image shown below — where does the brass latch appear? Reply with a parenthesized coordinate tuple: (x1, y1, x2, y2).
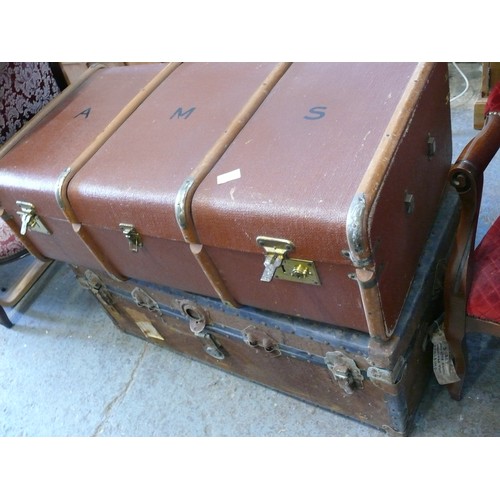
(131, 287, 163, 320)
(256, 236, 320, 285)
(16, 201, 51, 235)
(178, 300, 225, 360)
(242, 325, 280, 356)
(78, 270, 114, 307)
(119, 223, 143, 252)
(325, 351, 364, 394)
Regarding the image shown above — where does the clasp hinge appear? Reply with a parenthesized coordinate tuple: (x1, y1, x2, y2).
(178, 300, 225, 360)
(131, 287, 163, 320)
(256, 236, 320, 285)
(78, 269, 114, 306)
(119, 223, 143, 252)
(16, 201, 51, 235)
(325, 351, 364, 394)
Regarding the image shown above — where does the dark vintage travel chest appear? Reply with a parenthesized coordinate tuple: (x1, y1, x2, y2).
(70, 188, 458, 435)
(0, 62, 452, 340)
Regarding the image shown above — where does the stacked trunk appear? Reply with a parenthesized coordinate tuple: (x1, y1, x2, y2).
(0, 62, 456, 433)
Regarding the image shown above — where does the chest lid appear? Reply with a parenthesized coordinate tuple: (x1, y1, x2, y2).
(190, 62, 420, 265)
(0, 63, 168, 220)
(66, 62, 287, 241)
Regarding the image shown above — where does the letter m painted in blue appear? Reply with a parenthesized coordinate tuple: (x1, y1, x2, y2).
(170, 107, 196, 119)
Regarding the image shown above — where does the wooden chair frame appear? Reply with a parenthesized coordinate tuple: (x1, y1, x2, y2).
(443, 112, 500, 400)
(0, 258, 52, 328)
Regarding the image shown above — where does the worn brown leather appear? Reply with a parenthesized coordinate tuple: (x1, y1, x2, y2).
(58, 63, 182, 280)
(71, 264, 435, 435)
(0, 63, 168, 273)
(67, 63, 285, 297)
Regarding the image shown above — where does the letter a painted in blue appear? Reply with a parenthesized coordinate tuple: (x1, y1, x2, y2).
(74, 108, 91, 119)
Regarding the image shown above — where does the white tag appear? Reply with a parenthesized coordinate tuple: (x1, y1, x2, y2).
(217, 168, 241, 185)
(430, 323, 461, 385)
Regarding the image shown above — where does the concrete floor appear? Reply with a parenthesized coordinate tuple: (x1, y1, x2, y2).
(0, 63, 498, 437)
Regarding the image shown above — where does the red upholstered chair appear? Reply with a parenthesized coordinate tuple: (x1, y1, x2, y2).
(442, 82, 500, 400)
(0, 62, 67, 327)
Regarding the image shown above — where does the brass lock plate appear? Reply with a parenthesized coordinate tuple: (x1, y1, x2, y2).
(256, 236, 320, 286)
(274, 258, 320, 285)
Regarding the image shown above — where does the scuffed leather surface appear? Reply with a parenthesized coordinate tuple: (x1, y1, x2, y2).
(192, 63, 451, 331)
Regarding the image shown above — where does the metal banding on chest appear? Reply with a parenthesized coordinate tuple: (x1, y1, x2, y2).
(346, 193, 373, 268)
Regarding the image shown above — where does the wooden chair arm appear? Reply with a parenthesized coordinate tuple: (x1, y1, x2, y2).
(443, 112, 500, 398)
(456, 112, 500, 175)
(441, 80, 500, 399)
(446, 113, 500, 298)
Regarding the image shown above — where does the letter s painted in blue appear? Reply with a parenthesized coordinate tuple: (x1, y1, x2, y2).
(304, 106, 327, 120)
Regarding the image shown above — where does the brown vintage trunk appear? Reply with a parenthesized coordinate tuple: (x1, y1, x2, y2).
(0, 63, 178, 272)
(64, 62, 289, 299)
(0, 62, 289, 297)
(70, 186, 458, 435)
(188, 63, 452, 338)
(0, 63, 451, 339)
